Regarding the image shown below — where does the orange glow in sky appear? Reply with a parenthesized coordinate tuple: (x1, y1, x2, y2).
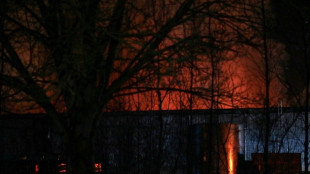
(2, 0, 288, 114)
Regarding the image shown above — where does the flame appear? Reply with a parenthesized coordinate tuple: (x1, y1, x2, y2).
(224, 124, 237, 174)
(228, 147, 233, 174)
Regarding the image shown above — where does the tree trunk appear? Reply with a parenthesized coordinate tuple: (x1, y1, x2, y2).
(261, 0, 270, 174)
(69, 132, 95, 174)
(303, 18, 309, 174)
(67, 110, 96, 174)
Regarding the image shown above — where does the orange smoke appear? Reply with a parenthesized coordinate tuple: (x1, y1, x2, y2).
(2, 0, 288, 114)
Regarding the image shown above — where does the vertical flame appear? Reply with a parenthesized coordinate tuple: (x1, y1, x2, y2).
(228, 147, 233, 174)
(225, 124, 237, 174)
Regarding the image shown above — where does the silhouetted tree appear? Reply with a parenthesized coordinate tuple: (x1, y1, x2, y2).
(271, 0, 310, 172)
(0, 0, 286, 173)
(0, 0, 209, 173)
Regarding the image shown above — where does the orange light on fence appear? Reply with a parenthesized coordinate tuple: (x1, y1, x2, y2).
(58, 163, 67, 173)
(35, 164, 39, 173)
(94, 163, 102, 173)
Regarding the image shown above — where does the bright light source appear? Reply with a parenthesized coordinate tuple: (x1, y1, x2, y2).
(95, 163, 102, 173)
(228, 148, 233, 174)
(35, 164, 39, 173)
(58, 163, 67, 173)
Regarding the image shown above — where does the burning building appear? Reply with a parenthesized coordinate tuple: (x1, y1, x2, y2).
(0, 0, 309, 173)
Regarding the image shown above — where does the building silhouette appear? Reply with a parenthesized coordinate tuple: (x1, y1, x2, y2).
(0, 107, 305, 173)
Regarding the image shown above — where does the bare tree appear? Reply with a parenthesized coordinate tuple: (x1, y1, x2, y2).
(0, 0, 286, 173)
(271, 0, 310, 172)
(0, 0, 211, 173)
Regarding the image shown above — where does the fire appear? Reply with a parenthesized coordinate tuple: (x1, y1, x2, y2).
(228, 147, 233, 174)
(1, 0, 287, 115)
(224, 124, 238, 174)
